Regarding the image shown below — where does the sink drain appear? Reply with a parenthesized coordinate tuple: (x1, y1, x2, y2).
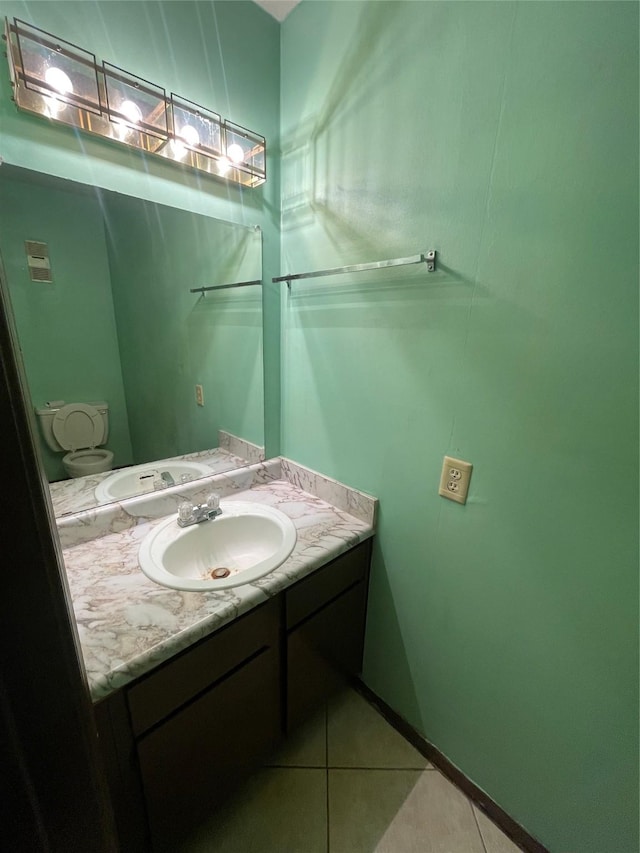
(209, 567, 231, 579)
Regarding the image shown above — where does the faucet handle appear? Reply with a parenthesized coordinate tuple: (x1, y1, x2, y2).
(153, 475, 168, 491)
(206, 492, 220, 511)
(178, 501, 195, 523)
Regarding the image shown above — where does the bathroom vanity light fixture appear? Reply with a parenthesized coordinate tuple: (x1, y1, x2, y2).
(3, 18, 266, 188)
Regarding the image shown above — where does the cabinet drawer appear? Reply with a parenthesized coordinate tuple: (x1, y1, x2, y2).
(286, 540, 371, 630)
(128, 598, 279, 737)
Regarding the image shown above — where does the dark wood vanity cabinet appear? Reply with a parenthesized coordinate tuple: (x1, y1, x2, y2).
(285, 539, 371, 730)
(94, 539, 371, 852)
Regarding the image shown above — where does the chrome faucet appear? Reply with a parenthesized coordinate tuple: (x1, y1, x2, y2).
(151, 470, 176, 491)
(177, 493, 221, 528)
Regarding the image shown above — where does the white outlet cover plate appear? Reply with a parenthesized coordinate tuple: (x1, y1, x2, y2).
(439, 456, 473, 505)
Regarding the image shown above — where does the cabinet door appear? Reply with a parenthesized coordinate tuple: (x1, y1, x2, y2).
(137, 644, 280, 851)
(287, 579, 368, 730)
(94, 692, 150, 853)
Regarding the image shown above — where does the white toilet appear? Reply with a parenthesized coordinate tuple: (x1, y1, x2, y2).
(36, 401, 114, 478)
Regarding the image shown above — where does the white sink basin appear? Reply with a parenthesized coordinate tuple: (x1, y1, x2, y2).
(95, 460, 213, 502)
(138, 501, 297, 591)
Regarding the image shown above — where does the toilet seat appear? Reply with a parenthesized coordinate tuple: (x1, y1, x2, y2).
(52, 403, 104, 451)
(63, 448, 114, 479)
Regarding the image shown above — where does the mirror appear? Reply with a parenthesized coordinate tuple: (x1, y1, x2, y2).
(0, 165, 264, 516)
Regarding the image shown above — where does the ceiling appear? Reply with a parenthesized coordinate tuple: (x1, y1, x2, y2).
(253, 0, 302, 22)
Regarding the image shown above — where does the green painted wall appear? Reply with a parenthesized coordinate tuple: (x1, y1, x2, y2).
(0, 0, 281, 455)
(280, 2, 638, 851)
(0, 169, 133, 480)
(104, 193, 263, 463)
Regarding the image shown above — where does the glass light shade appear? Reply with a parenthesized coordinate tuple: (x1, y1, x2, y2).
(103, 62, 168, 152)
(223, 121, 266, 187)
(7, 18, 101, 116)
(4, 18, 266, 189)
(168, 95, 222, 160)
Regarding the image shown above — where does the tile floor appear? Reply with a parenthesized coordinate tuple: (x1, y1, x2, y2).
(178, 688, 523, 853)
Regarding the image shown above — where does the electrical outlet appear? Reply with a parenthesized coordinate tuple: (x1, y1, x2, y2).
(195, 384, 204, 407)
(439, 456, 472, 504)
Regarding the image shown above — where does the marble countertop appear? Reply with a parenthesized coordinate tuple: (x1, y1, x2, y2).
(61, 466, 376, 702)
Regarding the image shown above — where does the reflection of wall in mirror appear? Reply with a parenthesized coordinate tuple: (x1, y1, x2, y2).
(0, 169, 263, 482)
(104, 194, 264, 466)
(0, 171, 134, 481)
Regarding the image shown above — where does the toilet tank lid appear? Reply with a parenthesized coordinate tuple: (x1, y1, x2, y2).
(36, 400, 108, 415)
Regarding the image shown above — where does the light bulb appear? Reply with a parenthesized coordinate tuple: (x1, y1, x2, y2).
(179, 125, 200, 147)
(171, 139, 187, 160)
(43, 67, 73, 117)
(227, 143, 244, 164)
(45, 67, 73, 95)
(217, 156, 231, 177)
(112, 100, 143, 140)
(119, 100, 142, 125)
(171, 125, 200, 160)
(44, 95, 64, 117)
